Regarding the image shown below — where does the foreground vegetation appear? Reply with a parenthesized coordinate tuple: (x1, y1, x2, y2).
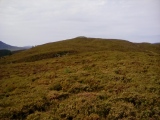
(0, 37, 160, 119)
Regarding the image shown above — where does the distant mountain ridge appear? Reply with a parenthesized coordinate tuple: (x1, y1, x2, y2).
(0, 41, 31, 51)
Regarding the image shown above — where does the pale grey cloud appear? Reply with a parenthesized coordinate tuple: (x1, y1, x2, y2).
(0, 0, 160, 46)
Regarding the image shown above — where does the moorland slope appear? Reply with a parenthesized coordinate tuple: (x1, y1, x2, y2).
(0, 37, 160, 119)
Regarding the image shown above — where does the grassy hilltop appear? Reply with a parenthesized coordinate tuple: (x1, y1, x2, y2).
(0, 37, 160, 119)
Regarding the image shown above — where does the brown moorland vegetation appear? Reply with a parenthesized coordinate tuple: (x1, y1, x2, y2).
(0, 37, 160, 119)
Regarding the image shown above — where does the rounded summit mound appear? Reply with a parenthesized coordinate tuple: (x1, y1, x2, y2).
(2, 37, 160, 63)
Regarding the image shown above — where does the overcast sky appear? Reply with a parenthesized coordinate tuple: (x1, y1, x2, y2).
(0, 0, 160, 46)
